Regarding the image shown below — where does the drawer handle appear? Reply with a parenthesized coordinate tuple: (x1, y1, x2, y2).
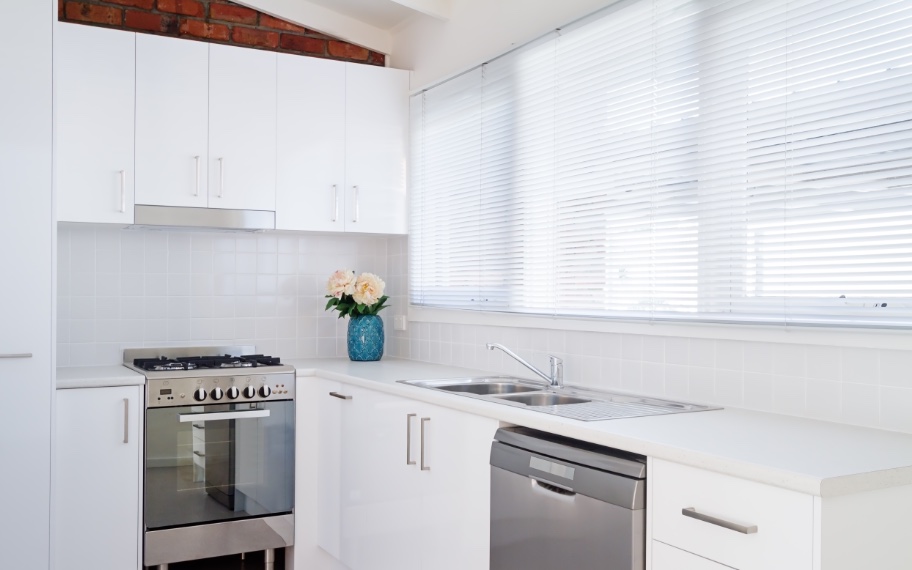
(682, 507, 758, 535)
(329, 392, 352, 400)
(193, 451, 205, 458)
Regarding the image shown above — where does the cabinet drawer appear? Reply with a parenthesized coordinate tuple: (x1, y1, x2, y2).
(651, 459, 813, 570)
(652, 541, 732, 570)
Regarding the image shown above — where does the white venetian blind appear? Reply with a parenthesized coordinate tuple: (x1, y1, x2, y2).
(410, 0, 912, 328)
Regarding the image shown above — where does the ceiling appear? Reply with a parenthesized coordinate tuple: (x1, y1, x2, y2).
(303, 0, 421, 30)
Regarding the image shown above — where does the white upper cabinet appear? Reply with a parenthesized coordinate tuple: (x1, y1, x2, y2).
(345, 63, 409, 234)
(276, 54, 347, 232)
(56, 23, 135, 224)
(135, 34, 209, 208)
(277, 58, 409, 235)
(209, 43, 277, 212)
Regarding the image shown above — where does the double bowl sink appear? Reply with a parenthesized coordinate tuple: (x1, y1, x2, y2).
(399, 377, 718, 422)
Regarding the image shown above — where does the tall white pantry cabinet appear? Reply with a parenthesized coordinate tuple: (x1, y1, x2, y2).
(0, 1, 54, 569)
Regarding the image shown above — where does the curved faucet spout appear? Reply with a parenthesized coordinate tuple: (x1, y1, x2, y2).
(486, 343, 564, 388)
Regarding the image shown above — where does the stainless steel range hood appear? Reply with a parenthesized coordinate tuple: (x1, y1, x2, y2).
(134, 205, 275, 231)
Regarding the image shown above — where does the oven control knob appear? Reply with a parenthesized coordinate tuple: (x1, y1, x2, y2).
(193, 388, 208, 402)
(259, 385, 272, 398)
(243, 386, 257, 399)
(210, 387, 224, 401)
(226, 386, 240, 399)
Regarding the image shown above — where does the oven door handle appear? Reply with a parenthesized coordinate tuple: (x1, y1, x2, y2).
(179, 410, 271, 422)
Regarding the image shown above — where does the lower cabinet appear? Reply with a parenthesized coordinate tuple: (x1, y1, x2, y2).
(310, 379, 497, 570)
(651, 458, 813, 570)
(55, 385, 143, 570)
(652, 541, 730, 570)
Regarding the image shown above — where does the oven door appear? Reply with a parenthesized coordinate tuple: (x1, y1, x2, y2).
(144, 400, 294, 531)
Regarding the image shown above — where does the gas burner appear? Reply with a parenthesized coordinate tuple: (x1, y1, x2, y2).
(175, 354, 282, 369)
(133, 357, 198, 372)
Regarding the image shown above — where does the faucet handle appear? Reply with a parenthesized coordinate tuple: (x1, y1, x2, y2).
(549, 355, 564, 388)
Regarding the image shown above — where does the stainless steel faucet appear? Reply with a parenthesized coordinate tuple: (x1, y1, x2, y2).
(486, 343, 564, 389)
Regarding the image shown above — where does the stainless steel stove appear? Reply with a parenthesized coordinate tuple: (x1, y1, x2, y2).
(125, 346, 295, 570)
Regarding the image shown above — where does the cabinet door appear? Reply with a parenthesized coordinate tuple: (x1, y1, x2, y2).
(315, 380, 345, 559)
(0, 2, 53, 568)
(277, 55, 346, 232)
(55, 23, 135, 223)
(209, 44, 277, 212)
(340, 386, 422, 570)
(417, 403, 498, 570)
(55, 386, 142, 570)
(344, 64, 409, 235)
(653, 541, 734, 570)
(135, 34, 209, 208)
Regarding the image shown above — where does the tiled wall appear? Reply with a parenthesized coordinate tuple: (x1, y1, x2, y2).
(57, 225, 403, 366)
(59, 228, 912, 434)
(385, 237, 912, 435)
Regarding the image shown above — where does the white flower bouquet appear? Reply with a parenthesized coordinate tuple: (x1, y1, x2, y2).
(324, 270, 389, 318)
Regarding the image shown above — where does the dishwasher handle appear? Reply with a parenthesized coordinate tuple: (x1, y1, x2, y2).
(530, 476, 576, 497)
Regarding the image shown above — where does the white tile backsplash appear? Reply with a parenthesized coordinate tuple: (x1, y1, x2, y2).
(58, 226, 398, 366)
(61, 228, 912, 434)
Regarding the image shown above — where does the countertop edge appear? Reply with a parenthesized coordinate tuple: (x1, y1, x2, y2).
(56, 366, 145, 390)
(294, 366, 843, 496)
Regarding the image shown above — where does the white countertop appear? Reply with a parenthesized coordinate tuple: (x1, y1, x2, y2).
(56, 365, 145, 389)
(289, 358, 912, 498)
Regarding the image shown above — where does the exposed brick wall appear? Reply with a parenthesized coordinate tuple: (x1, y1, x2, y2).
(59, 0, 386, 66)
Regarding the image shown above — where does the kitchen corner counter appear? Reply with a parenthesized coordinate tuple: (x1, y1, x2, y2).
(289, 357, 912, 498)
(56, 365, 145, 390)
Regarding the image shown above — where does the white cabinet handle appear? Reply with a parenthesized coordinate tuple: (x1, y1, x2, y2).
(119, 170, 126, 213)
(682, 507, 758, 535)
(123, 398, 129, 444)
(0, 353, 32, 359)
(352, 185, 359, 223)
(332, 185, 339, 222)
(217, 158, 225, 198)
(194, 155, 201, 197)
(406, 413, 416, 466)
(420, 417, 430, 471)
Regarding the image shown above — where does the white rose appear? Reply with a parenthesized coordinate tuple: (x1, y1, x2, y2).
(326, 270, 356, 299)
(352, 273, 385, 306)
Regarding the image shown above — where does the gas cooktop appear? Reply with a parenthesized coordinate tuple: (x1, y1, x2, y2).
(133, 354, 283, 371)
(124, 346, 296, 379)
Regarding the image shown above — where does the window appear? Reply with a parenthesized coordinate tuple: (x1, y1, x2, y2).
(410, 0, 912, 328)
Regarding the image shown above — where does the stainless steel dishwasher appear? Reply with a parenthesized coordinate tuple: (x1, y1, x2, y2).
(490, 427, 647, 570)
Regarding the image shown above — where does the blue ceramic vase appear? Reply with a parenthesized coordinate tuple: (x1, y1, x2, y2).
(347, 315, 384, 361)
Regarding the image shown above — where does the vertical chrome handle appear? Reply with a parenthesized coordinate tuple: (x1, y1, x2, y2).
(193, 155, 200, 196)
(218, 158, 224, 198)
(420, 417, 430, 471)
(123, 398, 129, 444)
(332, 185, 339, 222)
(406, 413, 416, 465)
(352, 185, 359, 223)
(119, 170, 126, 213)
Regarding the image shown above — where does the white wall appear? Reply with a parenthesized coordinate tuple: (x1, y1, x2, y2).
(57, 226, 405, 366)
(391, 0, 620, 89)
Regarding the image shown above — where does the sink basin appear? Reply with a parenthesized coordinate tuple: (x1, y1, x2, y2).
(495, 393, 591, 406)
(397, 377, 719, 421)
(402, 377, 546, 396)
(438, 382, 541, 396)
